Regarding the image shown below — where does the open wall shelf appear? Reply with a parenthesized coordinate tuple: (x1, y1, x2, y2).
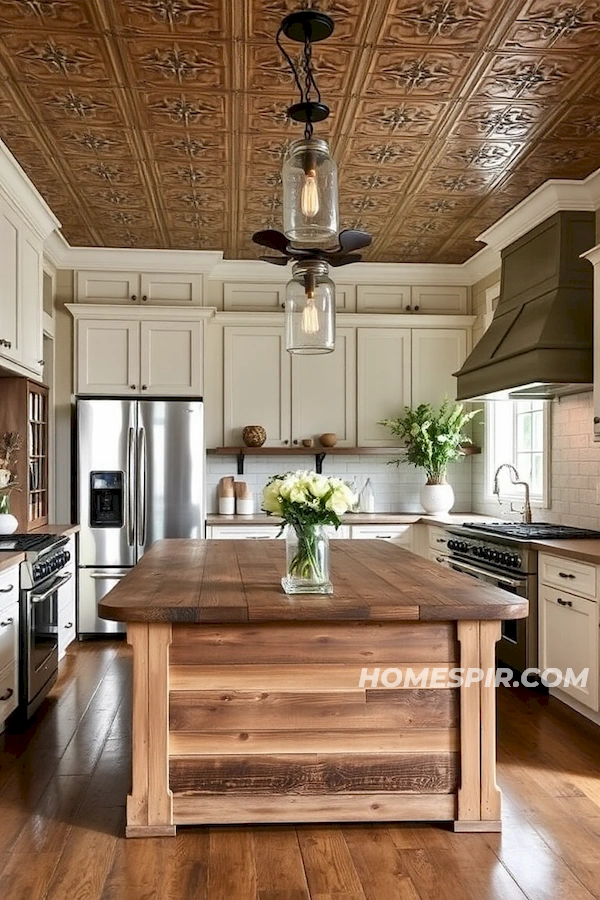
(207, 445, 480, 475)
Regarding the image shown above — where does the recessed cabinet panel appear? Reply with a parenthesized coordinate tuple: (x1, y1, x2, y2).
(77, 320, 140, 394)
(76, 271, 139, 303)
(224, 283, 286, 311)
(411, 329, 467, 406)
(223, 326, 291, 446)
(140, 273, 202, 305)
(411, 286, 468, 315)
(356, 285, 411, 313)
(292, 328, 356, 446)
(140, 320, 202, 395)
(20, 229, 43, 373)
(334, 285, 356, 312)
(357, 328, 411, 446)
(0, 204, 20, 360)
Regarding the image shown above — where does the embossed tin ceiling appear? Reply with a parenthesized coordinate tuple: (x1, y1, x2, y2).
(1, 0, 600, 262)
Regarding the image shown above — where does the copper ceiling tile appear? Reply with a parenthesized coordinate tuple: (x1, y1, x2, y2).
(247, 43, 352, 95)
(501, 1, 600, 51)
(1, 32, 111, 85)
(366, 49, 472, 97)
(474, 53, 584, 101)
(127, 39, 226, 88)
(348, 98, 446, 136)
(436, 139, 522, 169)
(115, 0, 225, 38)
(382, 0, 497, 47)
(23, 84, 126, 126)
(137, 90, 227, 130)
(0, 0, 97, 33)
(450, 100, 549, 139)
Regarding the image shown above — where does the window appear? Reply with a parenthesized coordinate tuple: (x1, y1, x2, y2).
(486, 399, 549, 505)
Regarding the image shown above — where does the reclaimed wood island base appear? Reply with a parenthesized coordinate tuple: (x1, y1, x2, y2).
(98, 539, 528, 838)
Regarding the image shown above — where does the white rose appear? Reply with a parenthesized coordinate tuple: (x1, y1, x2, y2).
(262, 481, 283, 515)
(0, 469, 10, 488)
(308, 474, 329, 498)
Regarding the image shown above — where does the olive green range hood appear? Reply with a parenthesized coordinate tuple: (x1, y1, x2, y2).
(455, 211, 596, 401)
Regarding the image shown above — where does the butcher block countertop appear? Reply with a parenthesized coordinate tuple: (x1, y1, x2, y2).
(30, 524, 80, 537)
(99, 538, 528, 624)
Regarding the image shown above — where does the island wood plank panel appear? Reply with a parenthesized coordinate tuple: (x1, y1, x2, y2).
(98, 539, 528, 623)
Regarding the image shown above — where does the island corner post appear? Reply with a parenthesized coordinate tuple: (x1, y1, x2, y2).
(98, 539, 527, 837)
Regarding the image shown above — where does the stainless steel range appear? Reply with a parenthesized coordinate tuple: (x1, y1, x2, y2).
(0, 533, 72, 720)
(444, 522, 600, 673)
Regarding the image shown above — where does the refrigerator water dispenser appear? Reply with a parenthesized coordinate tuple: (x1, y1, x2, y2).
(90, 471, 124, 528)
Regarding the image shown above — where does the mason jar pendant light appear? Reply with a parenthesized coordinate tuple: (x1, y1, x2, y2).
(285, 260, 335, 354)
(251, 9, 372, 355)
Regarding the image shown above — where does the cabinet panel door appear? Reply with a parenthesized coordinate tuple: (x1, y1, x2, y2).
(410, 285, 468, 314)
(20, 227, 43, 374)
(76, 271, 139, 303)
(356, 285, 411, 313)
(223, 326, 291, 446)
(140, 320, 202, 396)
(77, 319, 140, 394)
(357, 328, 411, 446)
(224, 283, 286, 311)
(411, 329, 468, 406)
(140, 273, 202, 305)
(539, 584, 599, 711)
(0, 201, 20, 361)
(291, 328, 356, 446)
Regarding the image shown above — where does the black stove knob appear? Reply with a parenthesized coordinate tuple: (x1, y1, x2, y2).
(490, 550, 500, 562)
(482, 547, 492, 560)
(64, 550, 71, 563)
(448, 540, 456, 551)
(458, 541, 468, 553)
(511, 555, 521, 568)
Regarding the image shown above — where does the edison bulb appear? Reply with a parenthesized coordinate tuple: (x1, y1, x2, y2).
(300, 170, 319, 218)
(302, 292, 320, 334)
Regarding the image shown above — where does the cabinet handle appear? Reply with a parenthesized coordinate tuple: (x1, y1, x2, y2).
(558, 572, 576, 579)
(142, 295, 147, 302)
(38, 359, 44, 366)
(64, 622, 73, 629)
(376, 534, 392, 539)
(436, 556, 448, 564)
(436, 537, 447, 544)
(595, 417, 600, 424)
(0, 688, 13, 702)
(0, 584, 14, 593)
(405, 305, 411, 311)
(131, 294, 137, 302)
(0, 617, 13, 627)
(130, 384, 137, 390)
(141, 384, 148, 390)
(557, 597, 573, 607)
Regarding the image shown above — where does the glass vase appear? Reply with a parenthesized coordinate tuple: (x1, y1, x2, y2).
(282, 523, 332, 594)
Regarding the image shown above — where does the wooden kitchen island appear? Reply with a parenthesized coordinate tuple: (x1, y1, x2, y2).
(98, 539, 528, 837)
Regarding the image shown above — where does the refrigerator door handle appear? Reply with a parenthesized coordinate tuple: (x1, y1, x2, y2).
(88, 570, 130, 580)
(127, 426, 135, 546)
(138, 426, 147, 548)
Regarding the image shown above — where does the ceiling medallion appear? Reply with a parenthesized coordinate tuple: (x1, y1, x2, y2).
(251, 8, 372, 355)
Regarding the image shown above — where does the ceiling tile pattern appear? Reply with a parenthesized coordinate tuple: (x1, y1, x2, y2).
(0, 0, 600, 261)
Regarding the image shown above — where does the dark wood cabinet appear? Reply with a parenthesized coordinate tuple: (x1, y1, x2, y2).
(0, 376, 49, 530)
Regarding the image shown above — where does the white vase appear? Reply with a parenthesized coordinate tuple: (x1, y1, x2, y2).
(0, 513, 18, 534)
(419, 482, 455, 516)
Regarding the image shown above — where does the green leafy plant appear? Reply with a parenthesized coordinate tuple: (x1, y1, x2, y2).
(379, 401, 478, 485)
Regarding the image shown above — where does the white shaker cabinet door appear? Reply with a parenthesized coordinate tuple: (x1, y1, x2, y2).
(76, 319, 141, 395)
(76, 271, 140, 304)
(291, 328, 356, 446)
(411, 329, 468, 406)
(357, 328, 411, 446)
(140, 320, 203, 396)
(410, 286, 468, 315)
(20, 226, 44, 375)
(0, 200, 21, 363)
(223, 326, 291, 446)
(139, 273, 202, 306)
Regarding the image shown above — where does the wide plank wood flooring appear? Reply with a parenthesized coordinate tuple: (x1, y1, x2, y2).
(0, 640, 599, 900)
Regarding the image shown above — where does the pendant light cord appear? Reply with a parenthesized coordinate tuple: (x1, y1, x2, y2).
(276, 24, 323, 139)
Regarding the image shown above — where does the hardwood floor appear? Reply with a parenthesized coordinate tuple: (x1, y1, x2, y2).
(0, 641, 599, 900)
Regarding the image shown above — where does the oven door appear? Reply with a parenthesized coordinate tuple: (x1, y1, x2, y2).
(24, 571, 71, 710)
(444, 556, 532, 672)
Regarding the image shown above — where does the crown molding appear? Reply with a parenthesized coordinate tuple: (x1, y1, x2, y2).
(66, 303, 217, 321)
(209, 258, 472, 285)
(0, 138, 60, 240)
(48, 241, 223, 273)
(582, 243, 600, 266)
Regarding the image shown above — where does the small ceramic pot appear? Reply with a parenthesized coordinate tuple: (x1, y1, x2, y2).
(242, 425, 267, 447)
(319, 432, 337, 448)
(419, 482, 455, 516)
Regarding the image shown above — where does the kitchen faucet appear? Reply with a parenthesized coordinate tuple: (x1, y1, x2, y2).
(493, 464, 532, 524)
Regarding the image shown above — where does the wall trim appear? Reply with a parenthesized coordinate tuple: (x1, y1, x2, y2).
(0, 138, 60, 240)
(212, 310, 477, 328)
(66, 303, 217, 321)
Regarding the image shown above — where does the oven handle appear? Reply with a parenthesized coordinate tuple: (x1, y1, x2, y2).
(30, 571, 72, 604)
(448, 557, 526, 588)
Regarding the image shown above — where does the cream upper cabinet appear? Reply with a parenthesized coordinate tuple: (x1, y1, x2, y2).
(291, 328, 356, 446)
(77, 319, 141, 394)
(223, 282, 355, 312)
(20, 225, 44, 374)
(356, 284, 467, 314)
(0, 200, 20, 362)
(357, 328, 411, 446)
(223, 325, 291, 446)
(411, 329, 468, 406)
(76, 271, 203, 305)
(74, 314, 203, 396)
(140, 320, 203, 395)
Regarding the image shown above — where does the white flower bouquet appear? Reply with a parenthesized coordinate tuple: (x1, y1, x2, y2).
(262, 470, 356, 590)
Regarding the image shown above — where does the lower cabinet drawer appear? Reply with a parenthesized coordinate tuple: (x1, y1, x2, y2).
(58, 606, 76, 658)
(209, 526, 283, 540)
(428, 526, 450, 552)
(428, 548, 450, 566)
(350, 525, 412, 547)
(0, 601, 18, 673)
(0, 659, 18, 725)
(539, 553, 597, 599)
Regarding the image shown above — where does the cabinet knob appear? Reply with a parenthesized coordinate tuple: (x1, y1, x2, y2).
(142, 295, 148, 302)
(405, 305, 411, 311)
(594, 417, 600, 425)
(0, 688, 13, 702)
(281, 302, 285, 309)
(283, 440, 289, 445)
(131, 295, 137, 302)
(414, 305, 419, 311)
(130, 384, 137, 390)
(141, 384, 148, 390)
(293, 439, 298, 445)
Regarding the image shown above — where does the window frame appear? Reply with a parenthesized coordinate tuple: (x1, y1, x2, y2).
(484, 399, 551, 509)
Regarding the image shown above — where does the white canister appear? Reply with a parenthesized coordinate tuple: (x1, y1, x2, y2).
(218, 496, 235, 515)
(236, 496, 254, 516)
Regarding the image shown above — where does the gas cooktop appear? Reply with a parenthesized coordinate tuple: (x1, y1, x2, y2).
(460, 522, 600, 540)
(0, 533, 64, 553)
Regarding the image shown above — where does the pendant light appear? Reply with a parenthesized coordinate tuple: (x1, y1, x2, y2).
(285, 259, 335, 354)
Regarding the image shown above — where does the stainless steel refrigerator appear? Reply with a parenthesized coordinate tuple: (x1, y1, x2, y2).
(77, 398, 204, 635)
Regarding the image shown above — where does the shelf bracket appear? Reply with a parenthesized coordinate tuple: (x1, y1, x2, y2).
(315, 452, 326, 474)
(236, 451, 245, 475)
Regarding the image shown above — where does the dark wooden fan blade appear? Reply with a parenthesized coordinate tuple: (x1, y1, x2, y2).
(328, 253, 363, 267)
(252, 230, 289, 252)
(259, 255, 289, 266)
(337, 230, 372, 253)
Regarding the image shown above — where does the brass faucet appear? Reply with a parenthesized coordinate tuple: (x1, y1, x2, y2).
(493, 464, 532, 524)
